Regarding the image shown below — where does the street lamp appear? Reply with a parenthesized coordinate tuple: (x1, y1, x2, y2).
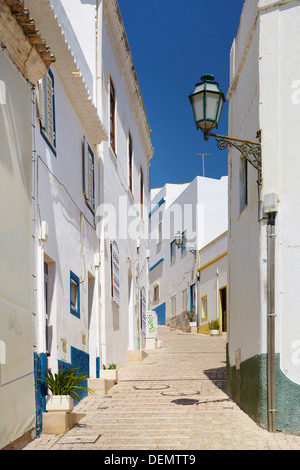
(175, 231, 197, 256)
(189, 74, 262, 187)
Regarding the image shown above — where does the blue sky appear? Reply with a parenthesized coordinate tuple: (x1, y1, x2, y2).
(118, 0, 245, 189)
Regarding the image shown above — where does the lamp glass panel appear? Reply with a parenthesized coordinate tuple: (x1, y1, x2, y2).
(191, 93, 204, 123)
(205, 83, 219, 92)
(205, 91, 220, 124)
(216, 95, 225, 126)
(175, 232, 183, 246)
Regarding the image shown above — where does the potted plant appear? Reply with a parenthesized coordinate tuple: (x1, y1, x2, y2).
(185, 309, 195, 322)
(209, 319, 220, 336)
(39, 367, 93, 412)
(100, 363, 118, 382)
(185, 309, 197, 332)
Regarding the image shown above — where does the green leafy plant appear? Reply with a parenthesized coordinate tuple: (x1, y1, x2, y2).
(39, 367, 93, 401)
(102, 363, 117, 370)
(209, 319, 220, 331)
(185, 309, 195, 322)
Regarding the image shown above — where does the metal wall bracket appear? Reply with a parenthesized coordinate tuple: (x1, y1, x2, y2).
(204, 130, 262, 188)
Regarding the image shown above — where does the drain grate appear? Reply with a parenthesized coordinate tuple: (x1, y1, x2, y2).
(161, 391, 200, 397)
(134, 383, 170, 391)
(59, 434, 101, 444)
(172, 398, 199, 406)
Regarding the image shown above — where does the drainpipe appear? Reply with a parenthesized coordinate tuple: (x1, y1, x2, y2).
(267, 212, 277, 433)
(95, 0, 106, 369)
(265, 193, 278, 433)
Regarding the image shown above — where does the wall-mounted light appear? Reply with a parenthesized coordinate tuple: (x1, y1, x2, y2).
(189, 74, 262, 188)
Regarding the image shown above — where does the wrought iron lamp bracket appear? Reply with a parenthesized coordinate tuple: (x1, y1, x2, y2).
(185, 248, 197, 256)
(203, 130, 262, 187)
(177, 245, 197, 256)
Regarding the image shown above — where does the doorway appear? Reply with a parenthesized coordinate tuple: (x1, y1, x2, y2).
(219, 287, 227, 332)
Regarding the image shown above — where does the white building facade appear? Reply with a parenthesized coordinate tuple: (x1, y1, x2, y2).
(56, 0, 154, 361)
(22, 0, 153, 439)
(0, 0, 55, 449)
(226, 0, 300, 434)
(149, 176, 228, 330)
(24, 0, 107, 434)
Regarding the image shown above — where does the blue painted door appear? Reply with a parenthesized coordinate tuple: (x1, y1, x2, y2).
(154, 302, 166, 325)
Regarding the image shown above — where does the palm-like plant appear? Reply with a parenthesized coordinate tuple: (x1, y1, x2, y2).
(39, 367, 93, 401)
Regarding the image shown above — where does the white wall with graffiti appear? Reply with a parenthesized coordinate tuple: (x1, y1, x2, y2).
(0, 50, 35, 450)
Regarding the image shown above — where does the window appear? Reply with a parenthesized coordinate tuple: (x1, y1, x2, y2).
(170, 240, 176, 263)
(140, 168, 144, 218)
(70, 271, 80, 318)
(38, 69, 56, 153)
(240, 157, 248, 213)
(83, 136, 95, 212)
(181, 231, 187, 254)
(153, 284, 160, 303)
(190, 284, 196, 311)
(171, 295, 176, 316)
(201, 296, 208, 319)
(181, 289, 188, 312)
(110, 241, 120, 306)
(128, 133, 133, 193)
(110, 79, 116, 152)
(140, 287, 146, 333)
(157, 222, 162, 245)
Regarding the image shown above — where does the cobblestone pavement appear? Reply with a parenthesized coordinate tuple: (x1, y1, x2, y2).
(23, 326, 300, 451)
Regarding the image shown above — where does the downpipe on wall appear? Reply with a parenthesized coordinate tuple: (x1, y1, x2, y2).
(267, 210, 277, 433)
(95, 0, 107, 370)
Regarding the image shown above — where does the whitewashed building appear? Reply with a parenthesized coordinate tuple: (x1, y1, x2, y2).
(149, 176, 228, 330)
(0, 0, 55, 450)
(198, 231, 228, 335)
(24, 0, 107, 434)
(226, 0, 300, 434)
(27, 0, 153, 385)
(55, 0, 154, 361)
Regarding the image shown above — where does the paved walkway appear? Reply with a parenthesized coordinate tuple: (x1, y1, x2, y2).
(23, 326, 300, 450)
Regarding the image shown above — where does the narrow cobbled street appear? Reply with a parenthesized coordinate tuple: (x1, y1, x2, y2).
(23, 327, 300, 451)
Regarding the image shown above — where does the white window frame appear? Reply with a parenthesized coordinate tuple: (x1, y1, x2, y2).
(181, 289, 188, 312)
(201, 295, 208, 319)
(171, 295, 176, 317)
(153, 283, 160, 303)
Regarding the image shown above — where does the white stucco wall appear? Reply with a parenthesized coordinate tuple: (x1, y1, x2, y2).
(55, 0, 153, 366)
(99, 9, 151, 361)
(259, 0, 300, 384)
(227, 0, 264, 367)
(34, 63, 100, 375)
(227, 0, 300, 384)
(0, 50, 35, 449)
